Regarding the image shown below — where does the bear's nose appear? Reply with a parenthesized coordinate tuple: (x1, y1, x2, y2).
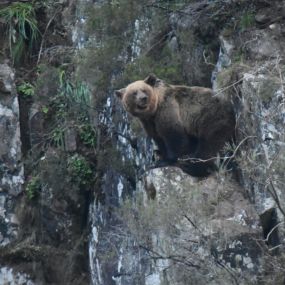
(138, 93, 148, 104)
(140, 96, 147, 104)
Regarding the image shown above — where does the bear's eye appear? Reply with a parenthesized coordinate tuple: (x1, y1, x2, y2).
(132, 91, 137, 96)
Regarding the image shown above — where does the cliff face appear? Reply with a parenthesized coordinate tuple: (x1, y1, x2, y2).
(90, 1, 285, 284)
(0, 0, 285, 284)
(0, 1, 91, 284)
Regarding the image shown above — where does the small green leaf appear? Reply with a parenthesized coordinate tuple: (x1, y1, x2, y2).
(17, 82, 35, 97)
(42, 106, 49, 114)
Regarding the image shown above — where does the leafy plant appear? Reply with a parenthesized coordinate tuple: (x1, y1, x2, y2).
(73, 82, 90, 105)
(67, 154, 93, 186)
(17, 82, 35, 98)
(42, 106, 49, 114)
(79, 123, 96, 148)
(26, 176, 41, 200)
(59, 71, 91, 106)
(51, 127, 65, 149)
(34, 68, 94, 151)
(0, 2, 40, 64)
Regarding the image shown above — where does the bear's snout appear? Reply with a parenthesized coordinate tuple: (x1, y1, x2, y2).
(137, 92, 148, 107)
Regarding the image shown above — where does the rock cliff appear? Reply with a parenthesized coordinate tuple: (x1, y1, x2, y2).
(0, 0, 284, 284)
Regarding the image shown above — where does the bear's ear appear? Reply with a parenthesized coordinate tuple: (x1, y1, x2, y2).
(144, 74, 158, 87)
(115, 88, 126, 99)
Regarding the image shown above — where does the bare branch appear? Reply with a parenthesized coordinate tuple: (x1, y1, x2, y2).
(266, 180, 285, 218)
(178, 135, 256, 163)
(203, 49, 216, 67)
(37, 9, 61, 65)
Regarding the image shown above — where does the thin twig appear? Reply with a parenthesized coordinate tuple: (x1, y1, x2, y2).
(37, 9, 60, 65)
(203, 50, 216, 67)
(178, 136, 256, 163)
(266, 222, 284, 242)
(267, 180, 285, 217)
(254, 222, 284, 243)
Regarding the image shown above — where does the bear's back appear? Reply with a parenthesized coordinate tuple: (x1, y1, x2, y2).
(160, 85, 234, 140)
(162, 86, 215, 131)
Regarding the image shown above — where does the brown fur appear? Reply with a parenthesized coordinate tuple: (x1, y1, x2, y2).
(115, 75, 235, 177)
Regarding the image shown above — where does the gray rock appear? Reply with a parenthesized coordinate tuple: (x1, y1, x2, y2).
(138, 168, 263, 285)
(0, 267, 34, 285)
(255, 10, 271, 24)
(65, 124, 77, 152)
(0, 63, 14, 94)
(0, 63, 23, 246)
(245, 30, 285, 59)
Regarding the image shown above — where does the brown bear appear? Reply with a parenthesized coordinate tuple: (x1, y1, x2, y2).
(115, 74, 235, 177)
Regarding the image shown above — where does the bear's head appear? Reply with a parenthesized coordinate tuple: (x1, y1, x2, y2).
(115, 74, 161, 118)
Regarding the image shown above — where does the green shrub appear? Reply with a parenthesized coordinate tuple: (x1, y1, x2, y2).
(17, 82, 35, 98)
(26, 176, 41, 200)
(59, 70, 91, 107)
(51, 127, 65, 149)
(39, 70, 93, 150)
(78, 123, 96, 148)
(0, 2, 40, 64)
(67, 154, 93, 186)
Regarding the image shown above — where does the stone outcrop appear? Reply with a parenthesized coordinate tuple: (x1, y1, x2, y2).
(139, 168, 263, 285)
(0, 0, 285, 284)
(0, 63, 23, 246)
(89, 1, 285, 284)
